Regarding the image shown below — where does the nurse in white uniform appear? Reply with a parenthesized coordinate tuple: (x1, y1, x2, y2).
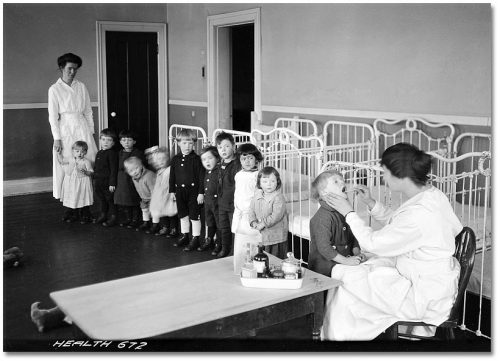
(321, 143, 462, 341)
(48, 53, 98, 202)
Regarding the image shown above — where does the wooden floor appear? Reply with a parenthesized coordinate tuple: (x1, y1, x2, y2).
(3, 192, 491, 352)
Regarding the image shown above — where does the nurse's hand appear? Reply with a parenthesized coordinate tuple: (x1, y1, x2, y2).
(323, 192, 354, 217)
(353, 185, 376, 210)
(53, 140, 62, 153)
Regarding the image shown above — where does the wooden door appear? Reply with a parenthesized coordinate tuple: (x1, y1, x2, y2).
(106, 31, 159, 150)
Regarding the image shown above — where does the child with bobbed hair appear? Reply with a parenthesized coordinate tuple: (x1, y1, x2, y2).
(58, 140, 94, 223)
(124, 156, 156, 232)
(232, 143, 264, 273)
(308, 170, 366, 277)
(248, 166, 288, 259)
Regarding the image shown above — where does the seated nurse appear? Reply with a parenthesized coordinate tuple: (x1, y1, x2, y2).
(320, 143, 462, 341)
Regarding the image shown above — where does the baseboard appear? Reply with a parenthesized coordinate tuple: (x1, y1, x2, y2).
(3, 177, 52, 197)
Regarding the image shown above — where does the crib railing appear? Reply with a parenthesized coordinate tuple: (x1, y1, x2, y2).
(374, 117, 455, 159)
(274, 117, 319, 137)
(212, 128, 252, 148)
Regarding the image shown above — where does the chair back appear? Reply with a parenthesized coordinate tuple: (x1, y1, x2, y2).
(448, 227, 476, 323)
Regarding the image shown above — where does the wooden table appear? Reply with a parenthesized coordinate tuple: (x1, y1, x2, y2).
(50, 255, 340, 340)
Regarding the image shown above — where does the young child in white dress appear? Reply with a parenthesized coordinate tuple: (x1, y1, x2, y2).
(232, 143, 264, 274)
(148, 147, 178, 236)
(58, 140, 94, 224)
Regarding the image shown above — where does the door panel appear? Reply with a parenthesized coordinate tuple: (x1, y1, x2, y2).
(106, 31, 159, 150)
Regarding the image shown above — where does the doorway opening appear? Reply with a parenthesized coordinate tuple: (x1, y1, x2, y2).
(207, 8, 261, 136)
(232, 24, 254, 132)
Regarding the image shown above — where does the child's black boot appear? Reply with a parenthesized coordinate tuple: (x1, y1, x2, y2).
(165, 227, 178, 238)
(183, 236, 200, 252)
(211, 239, 222, 256)
(103, 215, 117, 227)
(94, 213, 107, 224)
(197, 237, 213, 251)
(173, 233, 189, 247)
(146, 223, 160, 234)
(136, 221, 150, 232)
(216, 244, 230, 259)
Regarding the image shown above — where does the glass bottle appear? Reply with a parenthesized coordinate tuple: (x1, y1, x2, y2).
(253, 244, 269, 278)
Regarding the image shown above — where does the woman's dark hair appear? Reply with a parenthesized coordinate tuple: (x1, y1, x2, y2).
(119, 129, 138, 141)
(200, 146, 220, 160)
(257, 166, 282, 191)
(57, 53, 82, 69)
(237, 143, 264, 163)
(380, 143, 432, 186)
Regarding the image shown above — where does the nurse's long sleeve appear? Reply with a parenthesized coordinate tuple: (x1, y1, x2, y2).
(82, 85, 94, 134)
(48, 87, 61, 140)
(345, 206, 426, 257)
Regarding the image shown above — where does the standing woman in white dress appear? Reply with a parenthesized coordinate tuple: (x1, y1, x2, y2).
(320, 143, 462, 341)
(48, 53, 98, 206)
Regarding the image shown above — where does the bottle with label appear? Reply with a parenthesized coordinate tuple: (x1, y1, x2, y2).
(253, 244, 269, 278)
(241, 244, 257, 278)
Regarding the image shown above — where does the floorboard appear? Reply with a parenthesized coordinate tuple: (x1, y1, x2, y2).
(2, 192, 491, 352)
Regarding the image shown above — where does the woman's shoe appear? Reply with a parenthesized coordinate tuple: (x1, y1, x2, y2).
(155, 226, 169, 236)
(102, 215, 117, 227)
(94, 213, 107, 224)
(197, 237, 213, 251)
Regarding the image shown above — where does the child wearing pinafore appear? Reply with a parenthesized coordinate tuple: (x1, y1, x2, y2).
(148, 148, 178, 236)
(58, 140, 93, 223)
(232, 143, 264, 273)
(248, 166, 288, 259)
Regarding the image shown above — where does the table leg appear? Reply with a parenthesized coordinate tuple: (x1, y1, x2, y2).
(311, 291, 325, 340)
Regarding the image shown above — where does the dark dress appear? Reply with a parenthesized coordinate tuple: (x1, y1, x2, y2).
(114, 148, 143, 206)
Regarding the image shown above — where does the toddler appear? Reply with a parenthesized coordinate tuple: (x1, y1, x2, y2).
(169, 129, 204, 251)
(93, 128, 118, 226)
(308, 170, 366, 277)
(124, 156, 156, 232)
(197, 146, 221, 251)
(114, 130, 144, 228)
(214, 132, 241, 258)
(248, 166, 288, 259)
(232, 143, 264, 273)
(58, 140, 93, 224)
(148, 147, 178, 236)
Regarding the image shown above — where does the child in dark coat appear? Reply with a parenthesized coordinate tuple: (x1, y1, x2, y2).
(308, 170, 367, 277)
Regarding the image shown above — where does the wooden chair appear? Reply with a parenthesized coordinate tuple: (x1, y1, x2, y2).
(387, 227, 476, 340)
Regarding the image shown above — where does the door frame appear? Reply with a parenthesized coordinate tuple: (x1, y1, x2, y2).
(207, 8, 261, 136)
(96, 21, 168, 147)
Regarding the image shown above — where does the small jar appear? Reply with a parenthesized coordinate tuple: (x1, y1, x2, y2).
(281, 252, 299, 275)
(271, 265, 285, 279)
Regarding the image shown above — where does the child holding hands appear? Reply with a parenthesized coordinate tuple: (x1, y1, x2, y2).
(248, 166, 288, 259)
(58, 140, 93, 223)
(308, 170, 366, 277)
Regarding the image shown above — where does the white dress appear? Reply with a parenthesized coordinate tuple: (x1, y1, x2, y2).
(49, 78, 98, 199)
(232, 169, 262, 274)
(60, 158, 93, 209)
(321, 186, 462, 341)
(150, 166, 177, 220)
